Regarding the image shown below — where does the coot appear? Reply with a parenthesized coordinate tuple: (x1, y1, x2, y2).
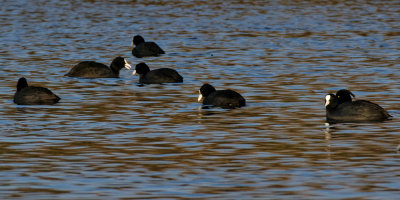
(133, 63, 183, 84)
(13, 77, 60, 105)
(131, 35, 165, 58)
(198, 84, 245, 109)
(325, 90, 391, 122)
(65, 57, 131, 78)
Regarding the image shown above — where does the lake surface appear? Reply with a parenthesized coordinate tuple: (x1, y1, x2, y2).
(1, 0, 400, 199)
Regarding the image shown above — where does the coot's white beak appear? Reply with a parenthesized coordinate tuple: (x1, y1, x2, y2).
(124, 59, 131, 70)
(130, 41, 134, 47)
(197, 92, 203, 102)
(325, 95, 331, 107)
(132, 70, 137, 75)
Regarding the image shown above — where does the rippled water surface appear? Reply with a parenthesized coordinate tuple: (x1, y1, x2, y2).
(1, 0, 400, 199)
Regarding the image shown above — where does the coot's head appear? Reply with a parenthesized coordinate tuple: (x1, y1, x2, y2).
(17, 77, 28, 92)
(198, 83, 216, 102)
(325, 94, 338, 110)
(336, 89, 355, 104)
(133, 63, 150, 75)
(111, 57, 131, 70)
(132, 35, 145, 46)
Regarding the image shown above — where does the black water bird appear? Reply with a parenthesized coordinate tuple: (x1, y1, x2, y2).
(14, 77, 60, 105)
(133, 63, 183, 84)
(325, 89, 391, 122)
(198, 83, 245, 109)
(65, 57, 131, 78)
(131, 35, 165, 58)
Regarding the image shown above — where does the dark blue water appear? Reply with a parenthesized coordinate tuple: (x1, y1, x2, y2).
(1, 0, 400, 199)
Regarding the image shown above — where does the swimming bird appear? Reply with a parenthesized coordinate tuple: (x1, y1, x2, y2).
(13, 77, 60, 105)
(198, 83, 246, 109)
(65, 57, 131, 78)
(325, 89, 391, 122)
(131, 35, 165, 58)
(133, 63, 183, 84)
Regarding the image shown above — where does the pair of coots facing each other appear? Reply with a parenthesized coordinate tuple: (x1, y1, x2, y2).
(65, 57, 182, 84)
